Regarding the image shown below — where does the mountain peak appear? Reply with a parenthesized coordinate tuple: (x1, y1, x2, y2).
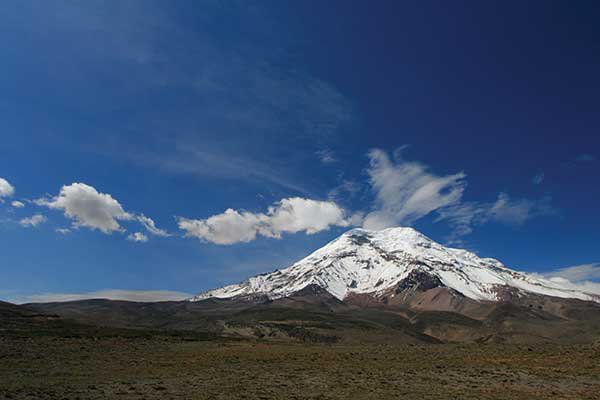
(342, 226, 425, 239)
(191, 227, 599, 304)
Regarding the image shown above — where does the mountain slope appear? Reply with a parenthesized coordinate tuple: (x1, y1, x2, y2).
(192, 227, 599, 304)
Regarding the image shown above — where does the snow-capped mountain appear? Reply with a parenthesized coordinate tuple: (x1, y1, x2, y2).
(191, 227, 599, 304)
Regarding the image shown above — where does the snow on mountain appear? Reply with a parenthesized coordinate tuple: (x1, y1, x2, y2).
(191, 227, 599, 303)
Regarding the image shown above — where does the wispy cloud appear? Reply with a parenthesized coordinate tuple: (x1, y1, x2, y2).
(24, 1, 353, 196)
(137, 214, 170, 237)
(316, 149, 338, 164)
(328, 179, 363, 203)
(491, 193, 554, 225)
(361, 149, 556, 242)
(132, 146, 317, 197)
(11, 289, 193, 304)
(362, 149, 466, 230)
(532, 171, 545, 185)
(436, 193, 555, 243)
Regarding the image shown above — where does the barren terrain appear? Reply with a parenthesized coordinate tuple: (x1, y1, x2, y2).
(1, 335, 599, 400)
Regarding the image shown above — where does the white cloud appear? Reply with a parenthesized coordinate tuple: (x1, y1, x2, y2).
(11, 200, 25, 208)
(542, 263, 600, 282)
(127, 232, 149, 243)
(266, 197, 348, 236)
(36, 182, 133, 234)
(531, 263, 600, 296)
(529, 275, 600, 296)
(55, 228, 71, 234)
(547, 278, 600, 295)
(362, 149, 466, 230)
(178, 197, 348, 245)
(0, 177, 15, 200)
(13, 289, 193, 304)
(137, 214, 170, 237)
(178, 209, 264, 245)
(19, 214, 47, 228)
(34, 183, 169, 239)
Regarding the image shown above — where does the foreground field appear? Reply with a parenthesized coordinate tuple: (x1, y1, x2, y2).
(1, 336, 599, 400)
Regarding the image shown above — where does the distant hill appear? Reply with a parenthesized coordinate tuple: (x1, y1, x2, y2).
(0, 300, 64, 335)
(26, 286, 600, 344)
(0, 300, 215, 340)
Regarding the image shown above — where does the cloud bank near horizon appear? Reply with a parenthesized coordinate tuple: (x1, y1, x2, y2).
(9, 289, 193, 304)
(531, 263, 600, 296)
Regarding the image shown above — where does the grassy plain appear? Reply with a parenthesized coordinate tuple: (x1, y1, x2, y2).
(1, 334, 599, 400)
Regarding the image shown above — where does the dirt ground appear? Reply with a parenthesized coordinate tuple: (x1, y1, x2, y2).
(1, 336, 599, 400)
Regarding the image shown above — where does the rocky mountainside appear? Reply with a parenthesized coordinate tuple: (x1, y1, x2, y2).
(192, 227, 599, 306)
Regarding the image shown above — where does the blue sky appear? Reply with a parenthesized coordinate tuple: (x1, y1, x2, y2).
(1, 1, 599, 302)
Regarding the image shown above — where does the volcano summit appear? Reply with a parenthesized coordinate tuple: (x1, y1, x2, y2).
(193, 227, 599, 307)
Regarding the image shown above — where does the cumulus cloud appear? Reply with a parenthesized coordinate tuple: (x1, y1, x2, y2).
(0, 177, 15, 200)
(178, 209, 263, 245)
(35, 182, 134, 234)
(19, 214, 47, 228)
(178, 197, 348, 245)
(127, 232, 149, 243)
(14, 289, 193, 304)
(55, 228, 71, 235)
(33, 182, 169, 239)
(266, 198, 348, 235)
(11, 200, 25, 208)
(362, 149, 466, 230)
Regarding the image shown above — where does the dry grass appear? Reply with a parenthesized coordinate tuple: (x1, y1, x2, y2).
(1, 336, 599, 399)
